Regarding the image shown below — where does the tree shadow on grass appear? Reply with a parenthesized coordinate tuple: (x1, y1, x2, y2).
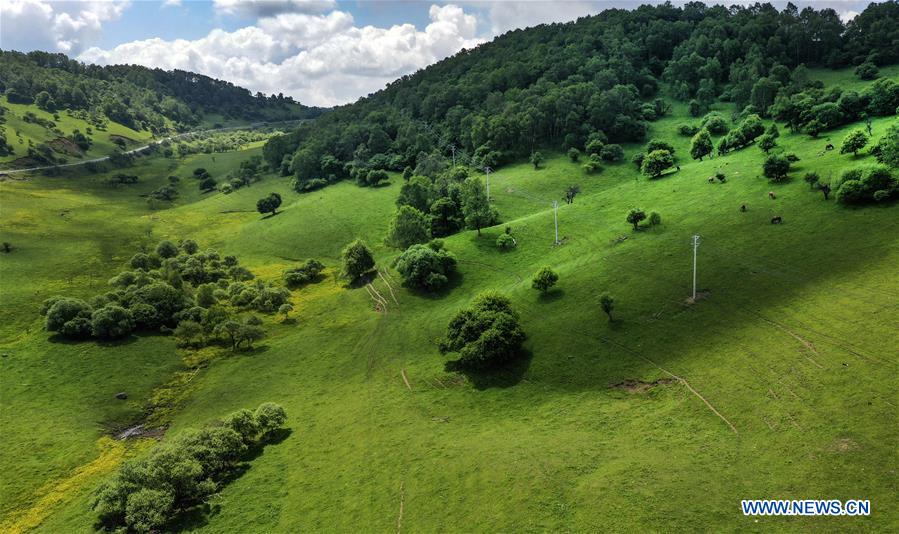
(444, 348, 533, 390)
(408, 270, 465, 301)
(261, 210, 285, 220)
(537, 288, 566, 303)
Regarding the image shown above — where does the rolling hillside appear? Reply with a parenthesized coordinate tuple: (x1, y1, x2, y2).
(1, 61, 897, 532)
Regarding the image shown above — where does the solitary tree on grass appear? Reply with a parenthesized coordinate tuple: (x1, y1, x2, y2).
(626, 208, 646, 230)
(840, 129, 868, 157)
(530, 151, 543, 169)
(531, 266, 559, 294)
(341, 239, 375, 282)
(600, 294, 615, 322)
(690, 130, 712, 161)
(641, 149, 675, 178)
(256, 192, 282, 216)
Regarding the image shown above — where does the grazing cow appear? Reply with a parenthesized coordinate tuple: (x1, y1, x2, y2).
(676, 165, 681, 171)
(740, 204, 747, 212)
(825, 143, 834, 151)
(771, 216, 783, 224)
(708, 177, 715, 183)
(768, 191, 777, 200)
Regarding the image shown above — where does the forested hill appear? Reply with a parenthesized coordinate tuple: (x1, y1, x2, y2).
(0, 50, 323, 132)
(264, 1, 899, 190)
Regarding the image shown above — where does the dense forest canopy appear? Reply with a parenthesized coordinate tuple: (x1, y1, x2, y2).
(0, 50, 323, 132)
(263, 1, 899, 190)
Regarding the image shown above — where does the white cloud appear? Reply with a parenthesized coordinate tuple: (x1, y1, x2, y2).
(839, 10, 859, 23)
(162, 0, 182, 7)
(470, 0, 603, 35)
(78, 4, 483, 107)
(212, 0, 336, 18)
(0, 0, 130, 54)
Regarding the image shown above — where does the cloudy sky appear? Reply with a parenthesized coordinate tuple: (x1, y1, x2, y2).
(0, 0, 877, 107)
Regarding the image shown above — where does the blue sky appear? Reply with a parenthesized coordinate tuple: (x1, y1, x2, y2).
(0, 1, 877, 107)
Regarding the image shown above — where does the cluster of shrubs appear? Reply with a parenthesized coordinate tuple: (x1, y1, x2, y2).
(219, 157, 267, 194)
(568, 131, 625, 174)
(832, 166, 898, 204)
(716, 114, 765, 154)
(632, 139, 677, 178)
(283, 259, 325, 288)
(394, 240, 457, 292)
(92, 403, 287, 532)
(192, 168, 218, 192)
(39, 239, 303, 347)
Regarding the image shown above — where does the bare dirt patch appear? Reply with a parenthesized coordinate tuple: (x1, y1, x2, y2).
(610, 377, 676, 393)
(47, 137, 83, 157)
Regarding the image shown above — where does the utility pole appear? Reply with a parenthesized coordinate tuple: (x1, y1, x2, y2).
(450, 144, 456, 167)
(691, 234, 701, 300)
(553, 201, 560, 244)
(484, 166, 491, 201)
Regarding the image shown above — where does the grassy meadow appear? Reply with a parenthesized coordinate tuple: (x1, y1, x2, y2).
(1, 71, 898, 532)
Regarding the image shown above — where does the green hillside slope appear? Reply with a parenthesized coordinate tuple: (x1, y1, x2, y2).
(1, 62, 897, 532)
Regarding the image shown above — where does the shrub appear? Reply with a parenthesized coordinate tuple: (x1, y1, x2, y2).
(255, 403, 288, 436)
(855, 62, 879, 80)
(678, 124, 700, 136)
(804, 172, 820, 188)
(283, 259, 325, 288)
(386, 206, 431, 249)
(567, 147, 580, 162)
(641, 150, 674, 178)
(438, 291, 526, 369)
(649, 211, 661, 226)
(46, 298, 93, 337)
(582, 154, 603, 174)
(496, 233, 516, 250)
(91, 305, 135, 339)
(763, 154, 791, 182)
(155, 240, 179, 259)
(394, 241, 457, 291)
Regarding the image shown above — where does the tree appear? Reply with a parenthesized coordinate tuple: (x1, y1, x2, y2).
(757, 133, 777, 153)
(873, 124, 899, 168)
(600, 294, 614, 322)
(626, 208, 646, 230)
(649, 211, 661, 226)
(531, 266, 559, 294)
(567, 148, 580, 162)
(174, 319, 204, 347)
(341, 239, 375, 282)
(641, 150, 674, 178)
(840, 129, 868, 157)
(386, 205, 431, 249)
(91, 306, 135, 339)
(255, 402, 288, 436)
(256, 192, 282, 216)
(402, 166, 413, 181)
(819, 183, 832, 200)
(396, 175, 432, 212)
(394, 241, 457, 291)
(690, 130, 712, 161)
(461, 177, 496, 236)
(803, 172, 820, 188)
(429, 197, 464, 238)
(530, 151, 543, 169)
(600, 144, 624, 162)
(564, 185, 581, 204)
(278, 303, 293, 320)
(237, 323, 265, 349)
(438, 291, 526, 369)
(762, 154, 790, 182)
(199, 177, 217, 191)
(365, 169, 389, 186)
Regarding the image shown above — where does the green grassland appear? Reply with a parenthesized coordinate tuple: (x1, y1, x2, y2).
(0, 97, 155, 166)
(1, 70, 898, 532)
